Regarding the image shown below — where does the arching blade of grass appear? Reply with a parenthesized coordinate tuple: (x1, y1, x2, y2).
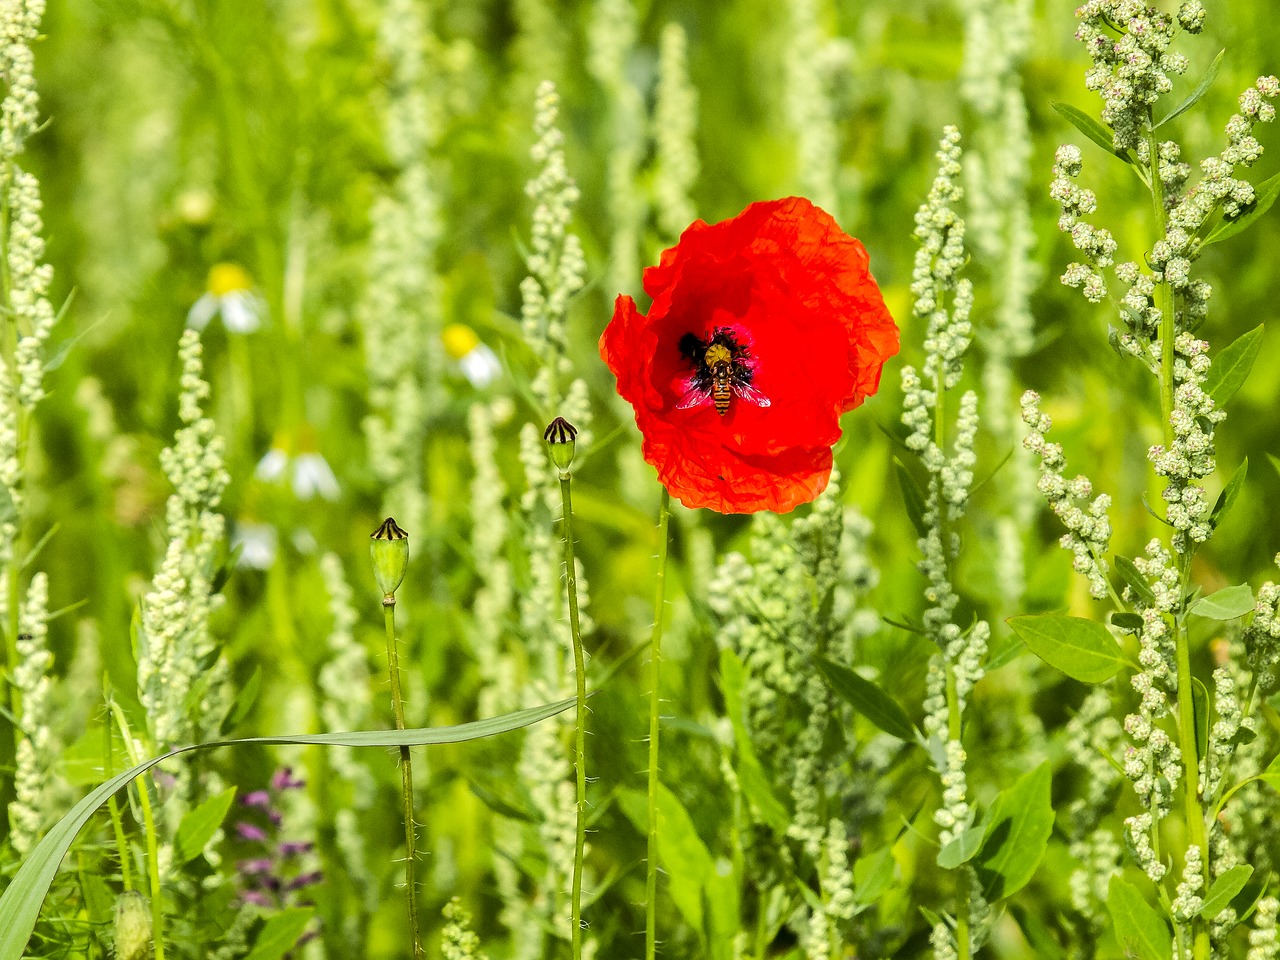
(0, 697, 574, 960)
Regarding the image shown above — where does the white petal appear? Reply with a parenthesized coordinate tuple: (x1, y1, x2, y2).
(459, 343, 502, 387)
(186, 294, 219, 330)
(292, 453, 340, 501)
(220, 291, 262, 333)
(255, 448, 289, 482)
(232, 523, 278, 570)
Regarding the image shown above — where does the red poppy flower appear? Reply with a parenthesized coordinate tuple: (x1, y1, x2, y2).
(600, 196, 899, 514)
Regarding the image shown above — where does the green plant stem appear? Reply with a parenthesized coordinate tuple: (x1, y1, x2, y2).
(103, 701, 133, 893)
(646, 488, 672, 960)
(109, 702, 164, 960)
(1149, 116, 1210, 960)
(557, 470, 589, 960)
(1173, 612, 1211, 960)
(1147, 121, 1176, 450)
(384, 602, 423, 960)
(944, 664, 971, 960)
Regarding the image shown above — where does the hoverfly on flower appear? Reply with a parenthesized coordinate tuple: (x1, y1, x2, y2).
(675, 327, 771, 417)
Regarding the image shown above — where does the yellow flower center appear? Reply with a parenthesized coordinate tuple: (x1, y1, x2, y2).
(442, 323, 481, 360)
(208, 262, 254, 297)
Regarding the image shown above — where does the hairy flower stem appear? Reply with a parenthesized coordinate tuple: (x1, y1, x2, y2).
(645, 488, 672, 960)
(103, 698, 134, 893)
(384, 601, 423, 960)
(556, 469, 588, 960)
(110, 701, 164, 960)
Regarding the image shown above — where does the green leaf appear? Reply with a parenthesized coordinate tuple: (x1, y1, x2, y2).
(1158, 49, 1225, 127)
(1052, 101, 1134, 164)
(622, 785, 714, 934)
(895, 460, 929, 539)
(243, 908, 315, 960)
(0, 697, 574, 960)
(1110, 612, 1144, 633)
(226, 666, 262, 731)
(175, 787, 237, 865)
(978, 762, 1054, 900)
(1009, 904, 1068, 960)
(853, 846, 896, 905)
(20, 524, 59, 571)
(1201, 864, 1253, 920)
(984, 628, 1028, 671)
(1192, 677, 1209, 762)
(817, 658, 916, 742)
(1114, 556, 1156, 606)
(719, 649, 790, 832)
(1204, 171, 1280, 245)
(1211, 458, 1249, 528)
(1189, 584, 1256, 620)
(1108, 876, 1172, 960)
(937, 823, 985, 870)
(1204, 326, 1264, 408)
(1007, 615, 1128, 683)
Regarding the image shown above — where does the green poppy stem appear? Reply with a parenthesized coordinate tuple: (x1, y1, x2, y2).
(646, 488, 672, 960)
(556, 468, 589, 960)
(384, 601, 423, 960)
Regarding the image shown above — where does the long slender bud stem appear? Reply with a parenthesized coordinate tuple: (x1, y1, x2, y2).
(556, 469, 589, 960)
(109, 701, 164, 960)
(646, 488, 672, 960)
(384, 601, 423, 960)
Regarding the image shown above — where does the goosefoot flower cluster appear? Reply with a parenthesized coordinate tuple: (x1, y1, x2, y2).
(601, 196, 898, 513)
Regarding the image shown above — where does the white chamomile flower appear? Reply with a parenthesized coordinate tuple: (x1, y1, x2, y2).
(232, 521, 278, 570)
(443, 323, 502, 387)
(188, 263, 266, 333)
(255, 429, 341, 502)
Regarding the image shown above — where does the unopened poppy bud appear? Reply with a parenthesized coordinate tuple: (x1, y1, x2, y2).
(543, 417, 578, 472)
(114, 891, 152, 960)
(370, 517, 409, 604)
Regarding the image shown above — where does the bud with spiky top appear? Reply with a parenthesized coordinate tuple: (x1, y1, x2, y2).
(370, 517, 409, 605)
(543, 417, 578, 474)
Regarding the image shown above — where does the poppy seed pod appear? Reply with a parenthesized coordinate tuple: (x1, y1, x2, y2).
(370, 517, 409, 603)
(543, 417, 578, 473)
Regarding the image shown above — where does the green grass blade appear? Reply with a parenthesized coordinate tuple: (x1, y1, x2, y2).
(0, 697, 573, 960)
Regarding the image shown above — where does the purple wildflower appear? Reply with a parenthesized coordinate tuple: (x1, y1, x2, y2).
(234, 822, 268, 842)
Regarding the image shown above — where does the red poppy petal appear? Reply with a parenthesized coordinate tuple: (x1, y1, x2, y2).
(600, 196, 898, 514)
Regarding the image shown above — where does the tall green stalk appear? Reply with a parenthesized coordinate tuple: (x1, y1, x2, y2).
(384, 602, 423, 960)
(109, 701, 164, 960)
(556, 469, 587, 960)
(645, 488, 672, 960)
(1147, 116, 1210, 960)
(370, 518, 421, 959)
(545, 416, 588, 960)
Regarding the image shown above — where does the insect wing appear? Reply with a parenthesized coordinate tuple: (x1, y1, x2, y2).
(733, 381, 771, 408)
(675, 379, 713, 411)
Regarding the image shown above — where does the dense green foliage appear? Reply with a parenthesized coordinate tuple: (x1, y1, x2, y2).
(2, 0, 1280, 958)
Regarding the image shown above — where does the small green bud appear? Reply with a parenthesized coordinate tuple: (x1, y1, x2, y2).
(543, 417, 578, 472)
(114, 891, 152, 960)
(371, 517, 409, 604)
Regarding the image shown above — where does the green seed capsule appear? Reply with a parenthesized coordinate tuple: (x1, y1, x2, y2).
(370, 517, 409, 603)
(543, 417, 578, 473)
